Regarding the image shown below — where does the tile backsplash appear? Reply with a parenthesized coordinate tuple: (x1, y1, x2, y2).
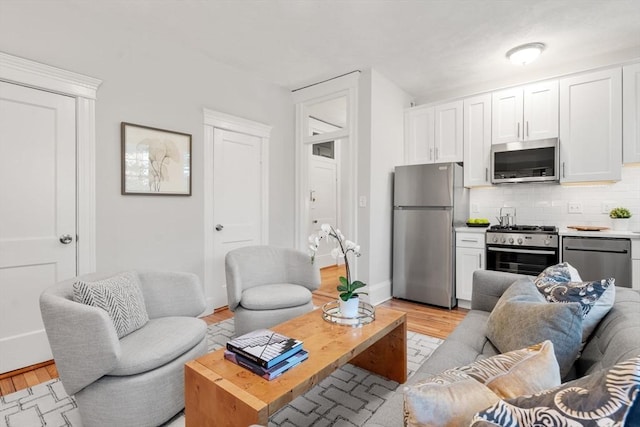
(469, 166, 640, 231)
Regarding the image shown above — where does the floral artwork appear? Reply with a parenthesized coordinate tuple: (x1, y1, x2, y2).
(121, 122, 192, 195)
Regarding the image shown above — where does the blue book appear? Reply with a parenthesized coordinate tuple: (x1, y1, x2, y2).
(224, 349, 308, 380)
(226, 329, 304, 369)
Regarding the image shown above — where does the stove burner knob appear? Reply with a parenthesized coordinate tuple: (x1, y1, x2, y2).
(544, 239, 550, 246)
(500, 237, 506, 244)
(508, 237, 514, 244)
(517, 237, 523, 245)
(492, 236, 498, 243)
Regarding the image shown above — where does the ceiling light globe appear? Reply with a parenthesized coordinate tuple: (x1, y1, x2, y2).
(506, 43, 545, 65)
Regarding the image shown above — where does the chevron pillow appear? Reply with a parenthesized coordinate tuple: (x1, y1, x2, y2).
(73, 271, 149, 338)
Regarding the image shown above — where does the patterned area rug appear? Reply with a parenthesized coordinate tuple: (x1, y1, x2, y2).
(0, 318, 441, 427)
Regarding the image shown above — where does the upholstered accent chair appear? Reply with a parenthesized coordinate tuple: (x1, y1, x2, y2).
(39, 271, 208, 427)
(225, 246, 322, 336)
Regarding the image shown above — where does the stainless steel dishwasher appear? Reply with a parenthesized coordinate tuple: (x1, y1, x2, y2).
(562, 237, 631, 287)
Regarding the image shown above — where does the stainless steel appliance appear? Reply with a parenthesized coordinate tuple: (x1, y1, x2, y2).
(486, 225, 559, 275)
(392, 163, 468, 308)
(491, 138, 559, 184)
(562, 237, 631, 287)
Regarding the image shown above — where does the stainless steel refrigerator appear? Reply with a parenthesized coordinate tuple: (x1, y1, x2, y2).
(392, 163, 468, 308)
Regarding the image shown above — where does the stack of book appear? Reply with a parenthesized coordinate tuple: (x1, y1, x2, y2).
(224, 329, 308, 380)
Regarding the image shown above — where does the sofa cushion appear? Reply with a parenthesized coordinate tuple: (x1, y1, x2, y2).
(73, 271, 149, 338)
(110, 316, 207, 376)
(404, 369, 500, 427)
(534, 262, 615, 342)
(471, 355, 640, 427)
(486, 278, 582, 379)
(457, 340, 560, 399)
(241, 283, 312, 310)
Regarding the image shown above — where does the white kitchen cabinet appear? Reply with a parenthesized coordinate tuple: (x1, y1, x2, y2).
(405, 100, 462, 164)
(434, 100, 463, 163)
(559, 68, 622, 183)
(455, 232, 485, 303)
(623, 63, 640, 164)
(463, 94, 492, 187)
(492, 80, 558, 144)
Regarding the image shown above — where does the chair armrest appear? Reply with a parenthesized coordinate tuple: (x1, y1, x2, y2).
(285, 249, 321, 292)
(137, 271, 206, 318)
(470, 270, 529, 312)
(39, 291, 120, 396)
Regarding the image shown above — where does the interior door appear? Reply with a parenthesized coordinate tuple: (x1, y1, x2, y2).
(0, 81, 77, 373)
(212, 128, 263, 308)
(308, 144, 338, 268)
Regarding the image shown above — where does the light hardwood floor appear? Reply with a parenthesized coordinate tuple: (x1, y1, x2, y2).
(0, 266, 467, 397)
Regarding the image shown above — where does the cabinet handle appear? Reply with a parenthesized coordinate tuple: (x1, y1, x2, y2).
(485, 167, 488, 181)
(517, 122, 520, 139)
(526, 121, 529, 137)
(461, 239, 478, 243)
(435, 147, 439, 160)
(562, 162, 566, 178)
(430, 147, 434, 161)
(478, 253, 482, 268)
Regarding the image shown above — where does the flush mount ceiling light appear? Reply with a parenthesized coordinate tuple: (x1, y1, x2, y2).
(506, 42, 546, 65)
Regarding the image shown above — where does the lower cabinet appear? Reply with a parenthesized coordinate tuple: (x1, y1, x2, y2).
(455, 232, 486, 303)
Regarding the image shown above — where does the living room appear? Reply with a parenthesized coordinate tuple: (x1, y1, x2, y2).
(1, 1, 640, 426)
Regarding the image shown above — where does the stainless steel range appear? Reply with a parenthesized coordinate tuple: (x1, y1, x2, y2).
(485, 225, 559, 275)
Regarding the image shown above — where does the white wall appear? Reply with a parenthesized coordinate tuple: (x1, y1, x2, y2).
(358, 70, 412, 304)
(470, 166, 640, 231)
(0, 5, 295, 296)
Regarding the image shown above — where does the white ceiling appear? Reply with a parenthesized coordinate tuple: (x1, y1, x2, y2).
(4, 0, 640, 102)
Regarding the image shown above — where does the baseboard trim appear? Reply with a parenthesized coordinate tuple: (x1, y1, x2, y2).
(368, 280, 392, 306)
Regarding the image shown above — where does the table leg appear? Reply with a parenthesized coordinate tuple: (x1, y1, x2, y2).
(349, 319, 407, 383)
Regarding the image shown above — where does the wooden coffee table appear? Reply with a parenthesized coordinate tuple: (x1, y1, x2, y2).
(185, 306, 406, 427)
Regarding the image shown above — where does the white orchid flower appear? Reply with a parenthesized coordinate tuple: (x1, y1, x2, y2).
(321, 224, 331, 233)
(345, 240, 356, 250)
(336, 229, 345, 241)
(354, 245, 361, 255)
(330, 247, 344, 259)
(309, 244, 318, 252)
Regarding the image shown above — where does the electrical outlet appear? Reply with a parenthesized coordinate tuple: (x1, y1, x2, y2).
(602, 202, 615, 214)
(568, 202, 583, 214)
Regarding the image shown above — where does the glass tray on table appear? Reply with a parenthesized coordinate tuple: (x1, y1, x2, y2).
(321, 300, 375, 327)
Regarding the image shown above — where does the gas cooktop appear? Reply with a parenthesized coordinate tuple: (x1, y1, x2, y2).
(488, 225, 557, 233)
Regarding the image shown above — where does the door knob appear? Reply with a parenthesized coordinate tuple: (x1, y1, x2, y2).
(59, 234, 73, 244)
(313, 220, 318, 224)
(215, 224, 224, 231)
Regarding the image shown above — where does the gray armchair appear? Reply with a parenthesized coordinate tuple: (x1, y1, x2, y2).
(225, 246, 322, 336)
(39, 271, 208, 427)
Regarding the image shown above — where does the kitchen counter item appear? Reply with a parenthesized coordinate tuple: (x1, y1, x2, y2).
(567, 225, 610, 231)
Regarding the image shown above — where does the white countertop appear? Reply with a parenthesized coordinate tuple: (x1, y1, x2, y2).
(455, 226, 488, 233)
(559, 228, 640, 239)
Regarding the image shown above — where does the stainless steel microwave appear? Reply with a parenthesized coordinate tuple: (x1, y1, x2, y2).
(491, 138, 559, 184)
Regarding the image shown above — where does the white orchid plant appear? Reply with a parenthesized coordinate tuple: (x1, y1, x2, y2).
(309, 224, 367, 302)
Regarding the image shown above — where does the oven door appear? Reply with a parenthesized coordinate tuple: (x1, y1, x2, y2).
(486, 245, 559, 276)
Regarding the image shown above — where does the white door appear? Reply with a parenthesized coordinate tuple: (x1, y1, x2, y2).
(523, 80, 558, 141)
(492, 87, 523, 144)
(434, 100, 463, 162)
(308, 146, 338, 268)
(0, 81, 76, 373)
(212, 128, 263, 307)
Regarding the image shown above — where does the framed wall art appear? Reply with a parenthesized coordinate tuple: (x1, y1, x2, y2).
(121, 122, 192, 196)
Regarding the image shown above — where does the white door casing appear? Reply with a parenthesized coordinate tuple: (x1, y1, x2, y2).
(308, 149, 338, 268)
(203, 109, 270, 312)
(0, 53, 100, 374)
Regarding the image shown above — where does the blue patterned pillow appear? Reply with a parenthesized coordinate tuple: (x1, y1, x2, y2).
(535, 262, 615, 342)
(471, 355, 640, 427)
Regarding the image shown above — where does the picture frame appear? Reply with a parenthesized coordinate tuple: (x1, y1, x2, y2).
(121, 122, 192, 196)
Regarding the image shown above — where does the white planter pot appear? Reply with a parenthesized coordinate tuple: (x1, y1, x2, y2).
(339, 296, 360, 318)
(612, 218, 630, 231)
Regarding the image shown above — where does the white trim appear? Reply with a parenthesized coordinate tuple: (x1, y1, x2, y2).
(292, 71, 361, 104)
(0, 52, 101, 276)
(202, 108, 271, 313)
(367, 280, 392, 306)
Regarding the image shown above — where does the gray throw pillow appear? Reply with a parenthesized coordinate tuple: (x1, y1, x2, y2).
(471, 355, 640, 427)
(73, 271, 149, 338)
(485, 278, 583, 378)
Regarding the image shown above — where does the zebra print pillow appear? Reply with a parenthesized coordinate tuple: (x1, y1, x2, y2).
(73, 271, 149, 338)
(471, 355, 640, 427)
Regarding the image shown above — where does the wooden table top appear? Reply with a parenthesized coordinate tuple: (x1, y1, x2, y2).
(187, 305, 406, 414)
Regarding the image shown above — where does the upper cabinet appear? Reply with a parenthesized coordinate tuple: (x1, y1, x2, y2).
(463, 94, 492, 187)
(623, 63, 640, 163)
(559, 68, 622, 183)
(405, 100, 462, 164)
(492, 80, 558, 144)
